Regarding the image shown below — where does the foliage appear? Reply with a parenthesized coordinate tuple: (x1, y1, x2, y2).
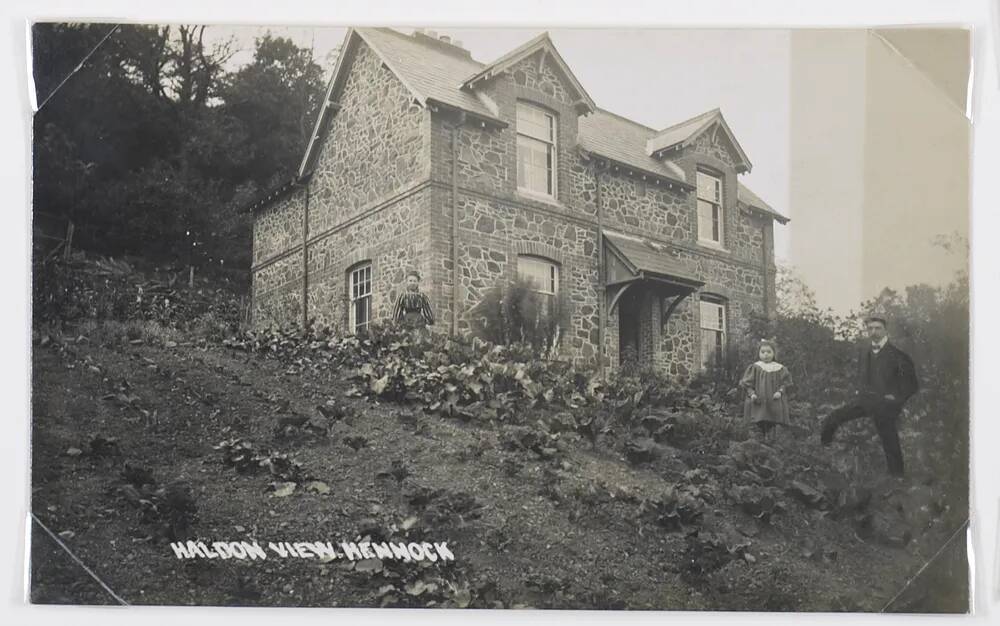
(34, 254, 245, 334)
(681, 531, 751, 586)
(638, 484, 706, 530)
(470, 278, 561, 357)
(742, 255, 969, 524)
(727, 484, 785, 523)
(213, 437, 313, 495)
(32, 24, 326, 269)
(117, 464, 198, 541)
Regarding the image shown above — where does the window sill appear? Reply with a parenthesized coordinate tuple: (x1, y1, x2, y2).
(696, 239, 730, 253)
(516, 189, 562, 208)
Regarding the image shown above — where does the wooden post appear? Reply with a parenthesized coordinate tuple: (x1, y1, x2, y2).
(188, 265, 194, 288)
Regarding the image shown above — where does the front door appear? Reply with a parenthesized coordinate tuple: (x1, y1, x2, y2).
(618, 287, 642, 364)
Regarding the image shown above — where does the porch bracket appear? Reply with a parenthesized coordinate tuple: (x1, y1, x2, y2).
(662, 291, 693, 325)
(607, 281, 637, 314)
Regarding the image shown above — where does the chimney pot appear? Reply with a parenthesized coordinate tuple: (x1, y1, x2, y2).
(439, 35, 451, 44)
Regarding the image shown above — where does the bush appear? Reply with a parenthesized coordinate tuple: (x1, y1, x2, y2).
(33, 253, 244, 335)
(470, 278, 560, 357)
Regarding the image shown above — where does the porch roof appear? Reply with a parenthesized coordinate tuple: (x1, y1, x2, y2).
(603, 230, 703, 288)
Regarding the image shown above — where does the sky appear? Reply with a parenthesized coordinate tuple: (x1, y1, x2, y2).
(209, 25, 792, 259)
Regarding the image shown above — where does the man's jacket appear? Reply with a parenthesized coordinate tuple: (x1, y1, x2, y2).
(857, 342, 919, 406)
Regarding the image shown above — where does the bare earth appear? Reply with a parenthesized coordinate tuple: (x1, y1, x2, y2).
(29, 336, 967, 611)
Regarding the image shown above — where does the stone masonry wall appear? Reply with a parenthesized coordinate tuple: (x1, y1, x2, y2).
(252, 186, 306, 326)
(689, 128, 738, 169)
(252, 38, 432, 332)
(307, 41, 428, 236)
(600, 174, 691, 242)
(253, 187, 305, 266)
(430, 51, 593, 214)
(304, 188, 432, 330)
(252, 252, 303, 328)
(732, 207, 766, 265)
(450, 193, 602, 364)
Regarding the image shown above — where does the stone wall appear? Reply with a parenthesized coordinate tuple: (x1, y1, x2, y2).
(659, 295, 697, 378)
(252, 38, 433, 332)
(253, 186, 304, 266)
(430, 50, 594, 214)
(304, 188, 432, 330)
(252, 252, 303, 328)
(689, 128, 738, 169)
(599, 173, 691, 241)
(307, 40, 429, 235)
(450, 192, 602, 364)
(732, 207, 767, 265)
(252, 186, 307, 326)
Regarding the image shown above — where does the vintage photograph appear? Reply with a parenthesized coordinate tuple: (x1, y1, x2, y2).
(29, 23, 970, 611)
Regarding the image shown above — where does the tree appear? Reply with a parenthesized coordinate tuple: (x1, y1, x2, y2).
(775, 264, 820, 319)
(218, 34, 326, 186)
(31, 25, 325, 273)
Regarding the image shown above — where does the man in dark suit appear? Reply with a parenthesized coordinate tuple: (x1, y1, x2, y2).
(820, 316, 919, 476)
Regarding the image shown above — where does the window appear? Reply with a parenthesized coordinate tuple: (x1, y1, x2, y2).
(348, 263, 372, 333)
(517, 255, 559, 295)
(516, 103, 556, 197)
(518, 255, 560, 319)
(696, 170, 724, 245)
(699, 296, 726, 369)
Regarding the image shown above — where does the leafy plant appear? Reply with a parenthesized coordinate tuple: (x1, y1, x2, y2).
(638, 484, 706, 530)
(470, 277, 560, 357)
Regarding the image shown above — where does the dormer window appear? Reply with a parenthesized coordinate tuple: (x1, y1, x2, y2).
(516, 102, 557, 198)
(696, 170, 724, 245)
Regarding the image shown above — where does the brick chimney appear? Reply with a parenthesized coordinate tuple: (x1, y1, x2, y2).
(411, 29, 472, 59)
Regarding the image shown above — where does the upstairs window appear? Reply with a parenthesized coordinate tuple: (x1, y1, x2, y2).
(697, 170, 724, 245)
(516, 103, 557, 197)
(348, 263, 372, 333)
(699, 296, 727, 369)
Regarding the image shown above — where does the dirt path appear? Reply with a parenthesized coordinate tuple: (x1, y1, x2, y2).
(29, 336, 960, 610)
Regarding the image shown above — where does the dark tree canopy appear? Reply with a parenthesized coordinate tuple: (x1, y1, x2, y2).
(31, 23, 327, 273)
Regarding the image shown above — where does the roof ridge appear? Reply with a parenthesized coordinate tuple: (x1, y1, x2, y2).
(655, 107, 721, 134)
(363, 26, 486, 66)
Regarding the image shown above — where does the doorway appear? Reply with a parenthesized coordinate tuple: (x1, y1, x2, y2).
(618, 287, 643, 365)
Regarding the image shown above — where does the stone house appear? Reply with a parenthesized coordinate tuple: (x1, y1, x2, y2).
(250, 27, 788, 379)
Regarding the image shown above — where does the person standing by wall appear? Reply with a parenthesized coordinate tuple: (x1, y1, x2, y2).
(393, 270, 435, 331)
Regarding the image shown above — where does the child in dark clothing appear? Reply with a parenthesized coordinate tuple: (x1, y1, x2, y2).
(740, 340, 793, 441)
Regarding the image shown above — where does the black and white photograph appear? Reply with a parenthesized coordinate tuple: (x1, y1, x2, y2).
(25, 16, 978, 614)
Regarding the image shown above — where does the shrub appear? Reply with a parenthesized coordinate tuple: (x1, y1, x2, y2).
(33, 253, 244, 334)
(470, 278, 560, 357)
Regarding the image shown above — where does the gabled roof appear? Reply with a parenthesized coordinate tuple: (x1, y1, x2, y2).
(298, 28, 506, 179)
(358, 28, 500, 121)
(603, 230, 703, 286)
(646, 108, 753, 174)
(460, 32, 597, 114)
(578, 109, 689, 188)
(286, 27, 788, 225)
(738, 182, 789, 224)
